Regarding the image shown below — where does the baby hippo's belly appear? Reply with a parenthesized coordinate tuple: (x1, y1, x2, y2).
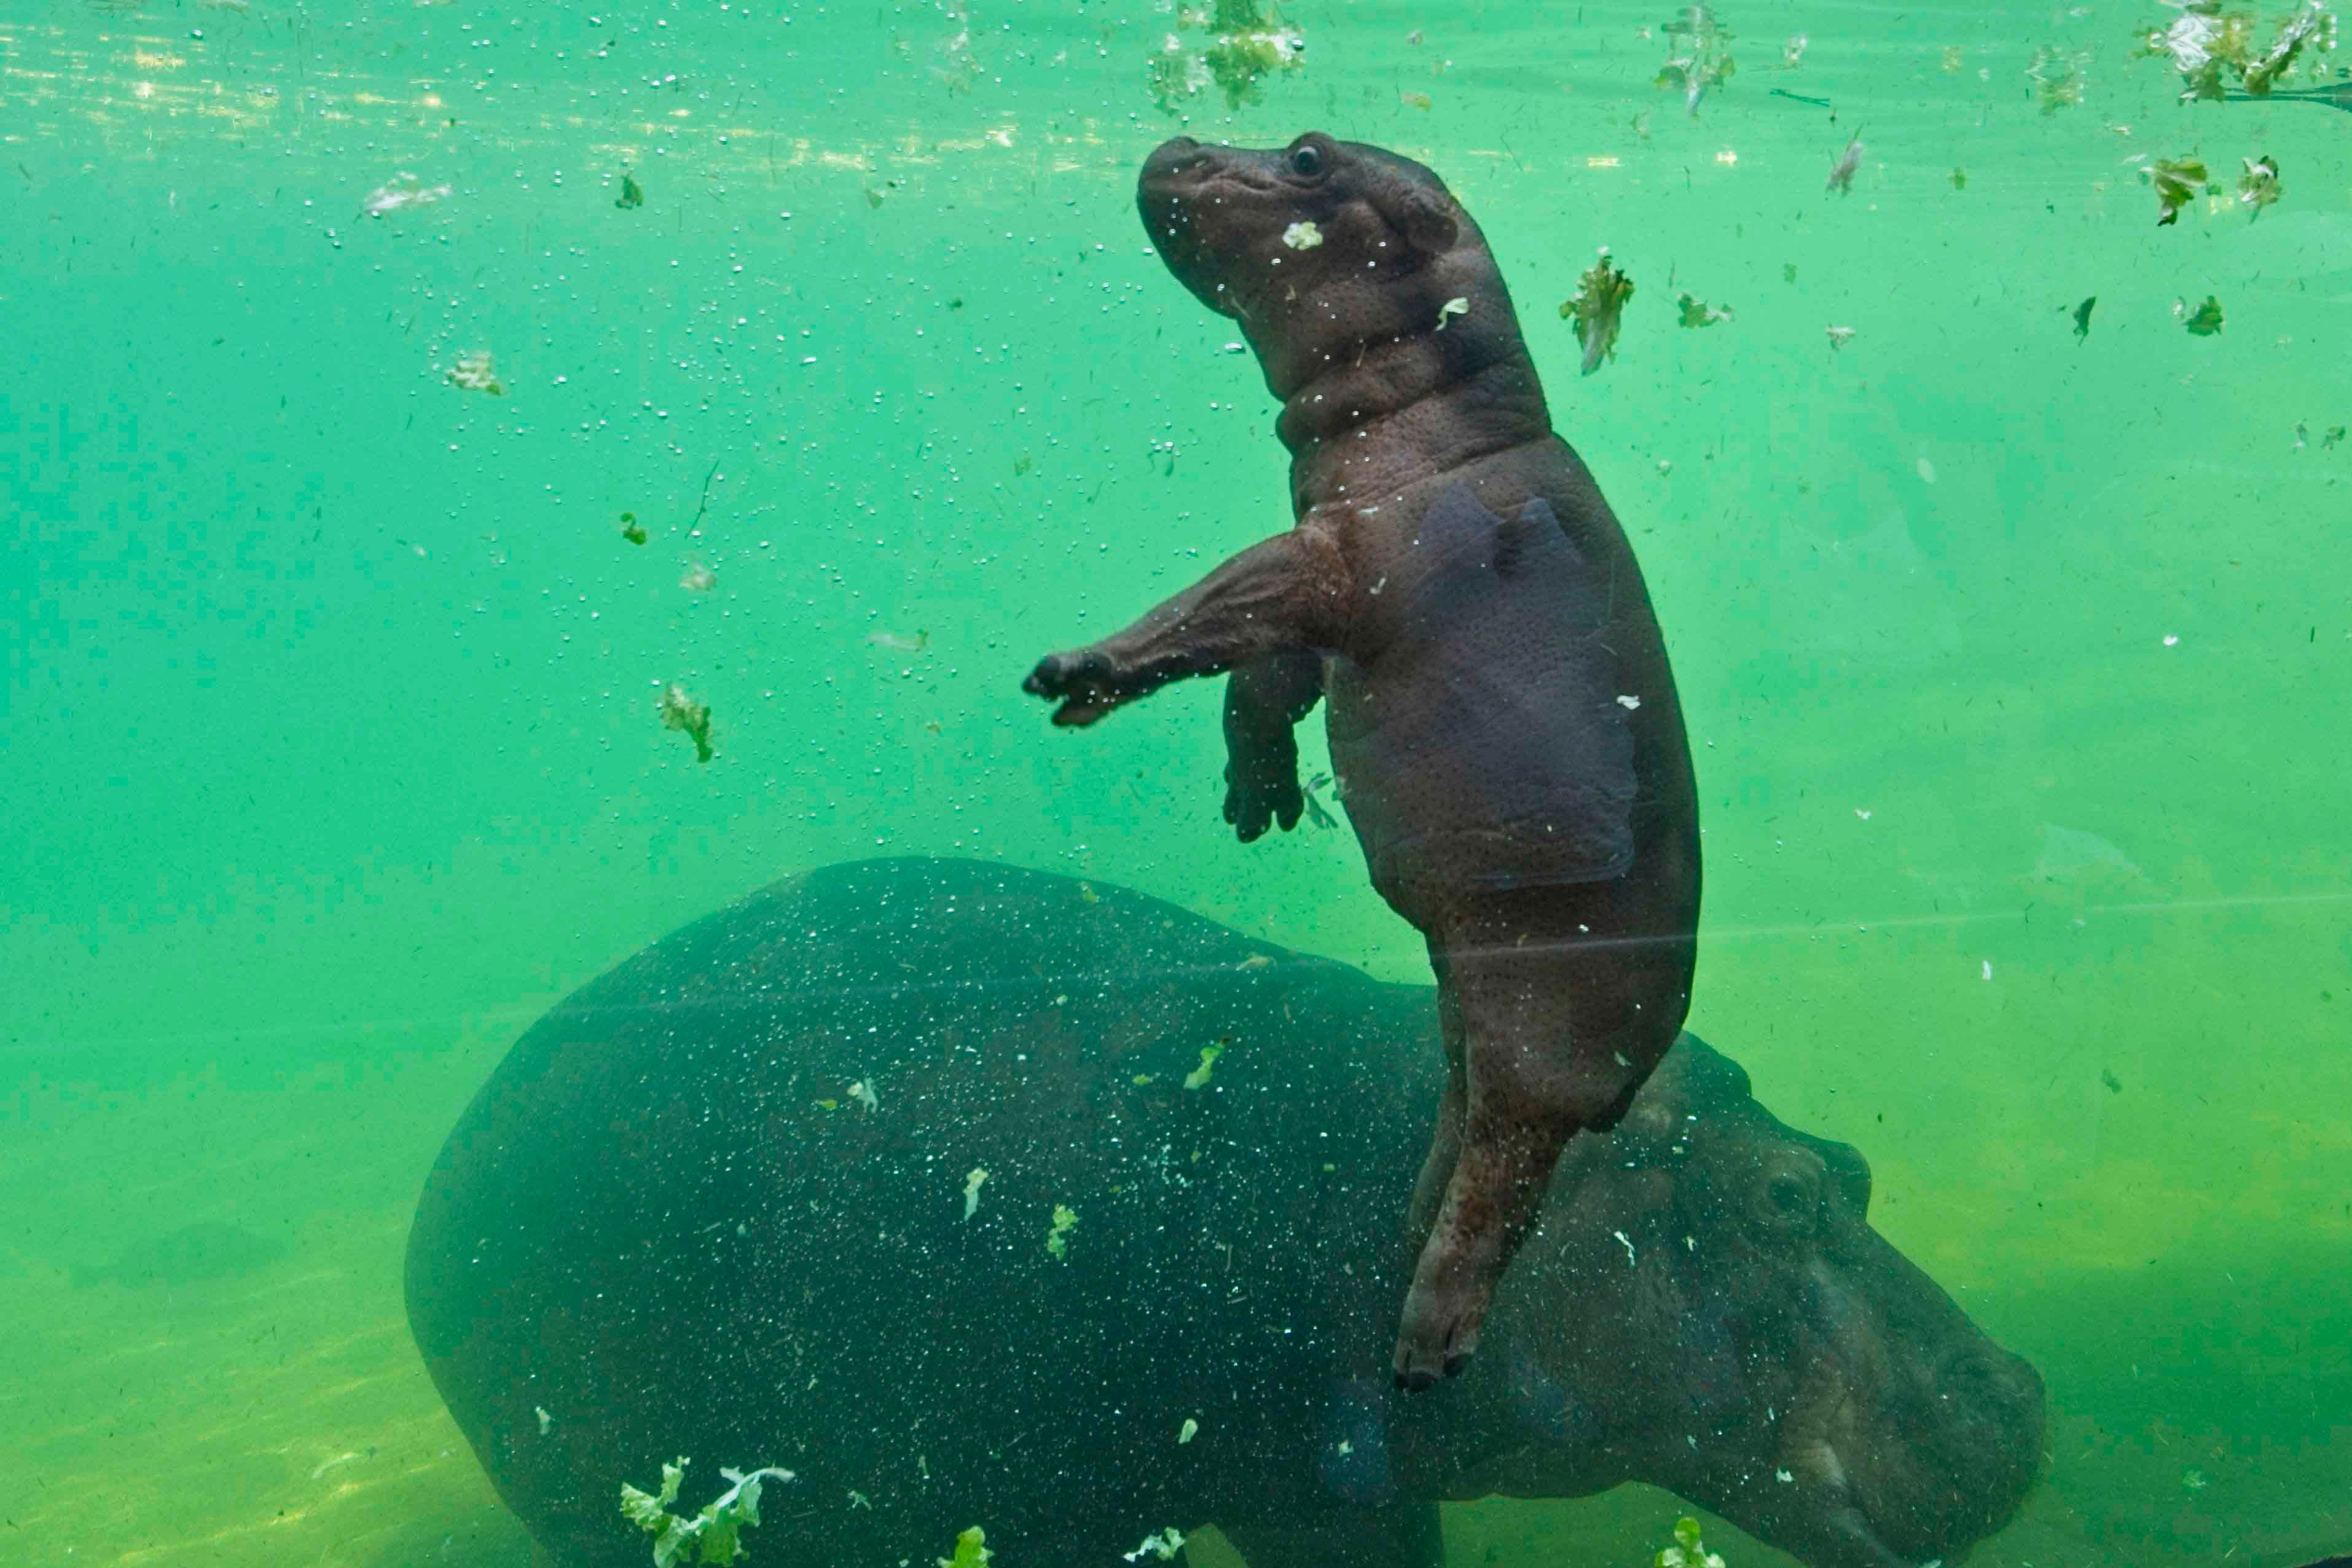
(1327, 640, 1637, 911)
(1322, 482, 1648, 916)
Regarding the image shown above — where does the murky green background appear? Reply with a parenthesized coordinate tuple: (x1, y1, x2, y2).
(4, 0, 2348, 1562)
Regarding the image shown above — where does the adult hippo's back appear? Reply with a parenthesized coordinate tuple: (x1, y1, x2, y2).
(404, 858, 2042, 1568)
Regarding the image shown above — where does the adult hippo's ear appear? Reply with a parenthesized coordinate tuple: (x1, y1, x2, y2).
(1363, 167, 1460, 255)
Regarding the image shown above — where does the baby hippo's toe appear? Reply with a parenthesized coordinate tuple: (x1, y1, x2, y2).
(1022, 651, 1123, 726)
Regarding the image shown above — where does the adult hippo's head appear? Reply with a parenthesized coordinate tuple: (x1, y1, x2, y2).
(1472, 1038, 2046, 1567)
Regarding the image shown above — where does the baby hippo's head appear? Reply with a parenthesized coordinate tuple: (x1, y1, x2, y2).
(1137, 133, 1516, 404)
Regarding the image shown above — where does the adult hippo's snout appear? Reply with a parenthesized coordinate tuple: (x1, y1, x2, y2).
(1483, 1043, 2045, 1568)
(1842, 1338, 2047, 1564)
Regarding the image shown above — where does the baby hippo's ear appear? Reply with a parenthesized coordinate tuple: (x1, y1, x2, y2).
(1365, 171, 1460, 255)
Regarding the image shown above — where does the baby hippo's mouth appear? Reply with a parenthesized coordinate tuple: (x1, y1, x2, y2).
(1140, 136, 1287, 203)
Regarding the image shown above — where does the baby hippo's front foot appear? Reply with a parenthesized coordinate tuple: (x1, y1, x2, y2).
(1222, 757, 1304, 842)
(1023, 648, 1142, 727)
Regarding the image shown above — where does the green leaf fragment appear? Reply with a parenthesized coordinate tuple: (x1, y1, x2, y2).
(1045, 1204, 1078, 1258)
(1561, 251, 1636, 376)
(2237, 154, 2281, 214)
(2182, 295, 2225, 335)
(1655, 1513, 1726, 1568)
(1147, 1, 1305, 115)
(2135, 0, 2334, 100)
(2241, 0, 2335, 93)
(1676, 293, 1733, 328)
(1655, 4, 1736, 115)
(1183, 1043, 1225, 1090)
(621, 1459, 795, 1568)
(2150, 155, 2209, 225)
(939, 1526, 993, 1568)
(2028, 45, 2089, 112)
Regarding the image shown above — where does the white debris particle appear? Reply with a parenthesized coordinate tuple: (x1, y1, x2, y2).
(1981, 959, 1994, 981)
(1612, 1229, 1637, 1266)
(1855, 808, 1872, 820)
(1916, 456, 1938, 485)
(1777, 1467, 1795, 1483)
(2162, 632, 2180, 647)
(1616, 693, 1642, 710)
(535, 1405, 553, 1435)
(1177, 1417, 1199, 1445)
(1435, 296, 1470, 331)
(1281, 220, 1323, 251)
(962, 1166, 989, 1220)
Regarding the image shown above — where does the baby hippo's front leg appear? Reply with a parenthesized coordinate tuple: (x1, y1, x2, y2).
(1022, 529, 1347, 726)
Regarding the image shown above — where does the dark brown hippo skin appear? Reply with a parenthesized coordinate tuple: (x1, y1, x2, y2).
(1021, 133, 1702, 1387)
(404, 858, 2040, 1568)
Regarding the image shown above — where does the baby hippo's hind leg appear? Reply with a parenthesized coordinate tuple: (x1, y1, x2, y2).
(1392, 912, 1683, 1390)
(1405, 944, 1467, 1244)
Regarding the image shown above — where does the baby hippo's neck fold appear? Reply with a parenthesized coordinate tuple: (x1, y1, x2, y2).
(1280, 351, 1555, 515)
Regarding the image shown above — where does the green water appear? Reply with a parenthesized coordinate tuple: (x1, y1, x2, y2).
(4, 0, 2348, 1562)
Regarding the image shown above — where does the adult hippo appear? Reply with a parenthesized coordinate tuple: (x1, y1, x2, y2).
(404, 858, 2042, 1568)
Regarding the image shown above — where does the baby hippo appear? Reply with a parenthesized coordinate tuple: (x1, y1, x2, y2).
(1024, 133, 1702, 1388)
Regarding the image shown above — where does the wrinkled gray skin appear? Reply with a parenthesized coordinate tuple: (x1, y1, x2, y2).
(1024, 134, 1702, 1387)
(406, 858, 2040, 1568)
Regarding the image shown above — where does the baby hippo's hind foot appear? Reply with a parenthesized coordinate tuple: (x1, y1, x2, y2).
(1392, 1268, 1486, 1392)
(1389, 1122, 1572, 1390)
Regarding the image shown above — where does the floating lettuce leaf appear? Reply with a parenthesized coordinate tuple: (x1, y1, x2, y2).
(2182, 294, 2225, 334)
(1183, 1041, 1226, 1089)
(1655, 1514, 1727, 1568)
(1124, 1528, 1188, 1562)
(620, 1458, 795, 1568)
(2241, 0, 2335, 92)
(1655, 4, 1736, 115)
(2136, 1, 2256, 100)
(1560, 250, 1636, 375)
(2134, 0, 2333, 101)
(658, 683, 715, 763)
(1147, 1, 1305, 115)
(2028, 45, 2090, 111)
(938, 1526, 992, 1568)
(2150, 155, 2209, 224)
(2237, 152, 2281, 212)
(1045, 1204, 1079, 1258)
(1676, 293, 1734, 327)
(2072, 296, 2098, 340)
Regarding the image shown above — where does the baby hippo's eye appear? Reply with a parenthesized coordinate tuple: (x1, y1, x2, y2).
(1290, 143, 1324, 177)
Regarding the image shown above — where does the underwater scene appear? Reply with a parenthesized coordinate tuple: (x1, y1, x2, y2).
(4, 0, 2350, 1564)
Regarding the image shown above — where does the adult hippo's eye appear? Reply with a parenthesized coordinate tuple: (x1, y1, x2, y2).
(1767, 1174, 1810, 1216)
(1750, 1150, 1825, 1237)
(1290, 143, 1324, 178)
